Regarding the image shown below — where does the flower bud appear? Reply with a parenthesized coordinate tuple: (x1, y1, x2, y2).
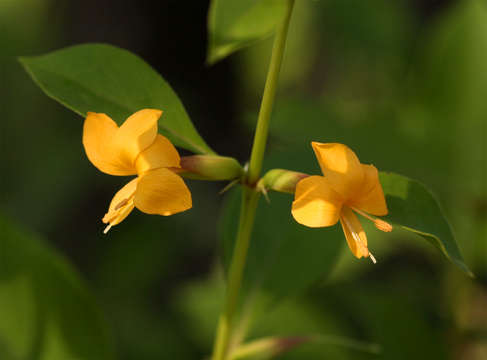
(178, 155, 243, 181)
(257, 169, 309, 194)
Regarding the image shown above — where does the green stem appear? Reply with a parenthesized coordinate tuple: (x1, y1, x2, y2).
(211, 2, 295, 359)
(247, 0, 295, 185)
(212, 188, 260, 360)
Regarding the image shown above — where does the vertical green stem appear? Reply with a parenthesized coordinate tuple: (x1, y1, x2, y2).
(211, 1, 294, 359)
(248, 0, 295, 184)
(212, 188, 259, 360)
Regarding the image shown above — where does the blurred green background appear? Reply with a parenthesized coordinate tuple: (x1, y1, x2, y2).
(1, 0, 486, 359)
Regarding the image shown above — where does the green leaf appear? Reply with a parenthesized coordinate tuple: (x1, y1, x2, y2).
(230, 334, 380, 360)
(19, 43, 214, 154)
(220, 188, 343, 307)
(379, 172, 473, 276)
(207, 0, 288, 64)
(0, 215, 114, 360)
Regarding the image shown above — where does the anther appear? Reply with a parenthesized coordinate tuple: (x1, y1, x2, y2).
(351, 206, 393, 233)
(114, 198, 129, 211)
(374, 219, 392, 232)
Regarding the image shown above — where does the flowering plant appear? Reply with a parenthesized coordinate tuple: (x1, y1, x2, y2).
(4, 1, 480, 359)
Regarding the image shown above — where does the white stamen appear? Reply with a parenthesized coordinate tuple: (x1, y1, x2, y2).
(369, 252, 377, 264)
(103, 224, 112, 234)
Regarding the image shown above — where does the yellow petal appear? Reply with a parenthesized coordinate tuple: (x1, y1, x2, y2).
(311, 142, 364, 200)
(110, 109, 162, 169)
(135, 134, 181, 174)
(349, 164, 388, 216)
(339, 207, 369, 259)
(83, 112, 135, 175)
(102, 178, 138, 229)
(292, 176, 343, 227)
(134, 168, 192, 216)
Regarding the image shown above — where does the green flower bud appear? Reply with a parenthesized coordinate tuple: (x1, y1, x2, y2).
(178, 155, 244, 181)
(257, 169, 309, 194)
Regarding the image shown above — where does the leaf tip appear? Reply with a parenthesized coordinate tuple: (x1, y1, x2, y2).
(206, 48, 223, 66)
(17, 56, 29, 67)
(457, 265, 475, 279)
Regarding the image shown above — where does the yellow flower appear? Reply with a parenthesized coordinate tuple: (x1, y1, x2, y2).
(82, 109, 192, 233)
(291, 142, 392, 263)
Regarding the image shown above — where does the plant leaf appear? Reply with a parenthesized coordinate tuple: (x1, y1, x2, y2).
(230, 334, 380, 360)
(207, 0, 288, 64)
(379, 172, 473, 276)
(0, 214, 114, 360)
(220, 188, 343, 307)
(20, 43, 214, 154)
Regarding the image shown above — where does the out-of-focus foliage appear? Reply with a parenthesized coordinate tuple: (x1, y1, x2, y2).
(21, 44, 214, 154)
(175, 271, 378, 360)
(175, 263, 453, 360)
(410, 0, 487, 273)
(0, 215, 114, 360)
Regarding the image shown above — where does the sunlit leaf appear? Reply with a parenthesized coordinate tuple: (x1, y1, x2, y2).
(0, 215, 114, 360)
(379, 172, 472, 276)
(207, 0, 288, 64)
(20, 43, 214, 154)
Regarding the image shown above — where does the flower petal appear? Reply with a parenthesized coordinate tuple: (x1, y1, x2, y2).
(134, 168, 192, 216)
(83, 112, 135, 175)
(102, 177, 139, 227)
(135, 134, 181, 174)
(110, 109, 162, 169)
(311, 142, 364, 200)
(292, 176, 343, 228)
(349, 165, 388, 216)
(340, 207, 369, 259)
